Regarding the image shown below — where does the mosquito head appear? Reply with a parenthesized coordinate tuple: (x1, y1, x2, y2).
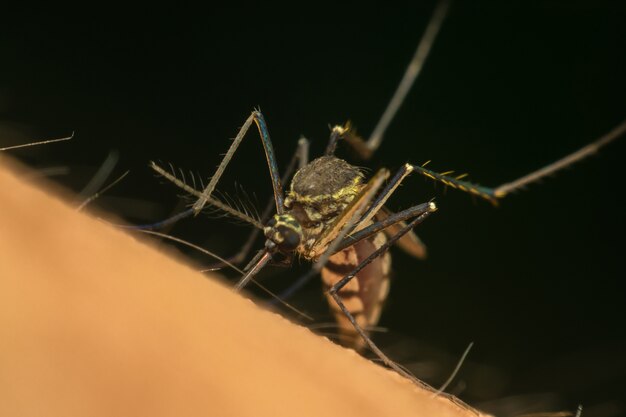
(264, 214, 303, 253)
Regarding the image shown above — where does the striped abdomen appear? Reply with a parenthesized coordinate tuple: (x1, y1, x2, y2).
(320, 232, 391, 351)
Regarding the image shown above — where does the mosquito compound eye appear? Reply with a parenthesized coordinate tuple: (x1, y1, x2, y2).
(276, 225, 301, 251)
(264, 214, 303, 252)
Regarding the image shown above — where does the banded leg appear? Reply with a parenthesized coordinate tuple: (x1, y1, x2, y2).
(0, 132, 74, 151)
(322, 202, 434, 350)
(333, 0, 451, 160)
(193, 110, 285, 215)
(207, 137, 310, 269)
(130, 136, 308, 268)
(410, 119, 626, 204)
(324, 124, 350, 156)
(333, 201, 435, 254)
(317, 163, 427, 263)
(322, 232, 391, 351)
(129, 111, 290, 231)
(273, 202, 433, 303)
(327, 211, 435, 384)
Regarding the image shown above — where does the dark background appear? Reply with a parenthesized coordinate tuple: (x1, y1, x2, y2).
(2, 2, 625, 416)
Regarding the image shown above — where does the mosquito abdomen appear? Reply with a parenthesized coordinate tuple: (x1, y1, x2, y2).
(321, 233, 391, 350)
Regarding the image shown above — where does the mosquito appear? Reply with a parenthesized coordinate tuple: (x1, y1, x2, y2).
(144, 0, 625, 385)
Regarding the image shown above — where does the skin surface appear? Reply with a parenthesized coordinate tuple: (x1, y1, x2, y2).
(0, 157, 489, 417)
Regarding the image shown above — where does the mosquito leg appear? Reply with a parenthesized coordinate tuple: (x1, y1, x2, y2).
(208, 137, 310, 269)
(312, 163, 427, 269)
(131, 112, 295, 231)
(324, 124, 349, 156)
(317, 163, 427, 267)
(492, 119, 626, 197)
(327, 213, 437, 386)
(328, 291, 421, 383)
(271, 202, 435, 304)
(334, 202, 435, 254)
(411, 162, 500, 204)
(410, 118, 626, 204)
(338, 0, 451, 160)
(352, 164, 414, 232)
(134, 110, 287, 231)
(192, 110, 285, 215)
(262, 136, 309, 221)
(0, 131, 74, 151)
(132, 136, 307, 258)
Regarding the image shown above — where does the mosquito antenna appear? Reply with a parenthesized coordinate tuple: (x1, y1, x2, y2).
(366, 0, 451, 155)
(493, 119, 626, 197)
(150, 161, 264, 229)
(434, 341, 474, 396)
(0, 131, 75, 151)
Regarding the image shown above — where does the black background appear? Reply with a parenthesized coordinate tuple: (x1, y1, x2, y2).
(2, 2, 625, 415)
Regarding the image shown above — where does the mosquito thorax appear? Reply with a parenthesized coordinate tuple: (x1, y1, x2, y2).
(263, 214, 303, 252)
(282, 156, 365, 255)
(288, 156, 364, 203)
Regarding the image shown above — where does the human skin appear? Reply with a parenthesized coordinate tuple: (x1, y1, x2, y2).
(0, 157, 488, 417)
